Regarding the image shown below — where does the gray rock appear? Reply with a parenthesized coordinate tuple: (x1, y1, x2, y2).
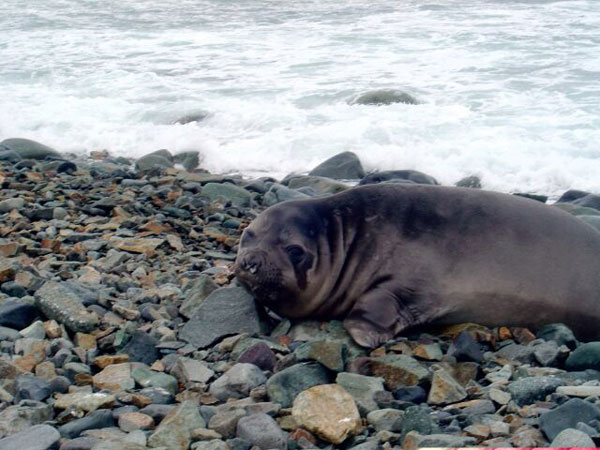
(400, 405, 439, 440)
(135, 149, 173, 173)
(455, 175, 482, 188)
(237, 342, 277, 371)
(179, 275, 218, 319)
(139, 404, 176, 422)
(309, 151, 365, 180)
(121, 330, 160, 365)
(403, 431, 477, 449)
(538, 323, 578, 349)
(236, 413, 287, 449)
(263, 184, 311, 206)
(173, 151, 201, 171)
(15, 375, 51, 402)
(266, 362, 332, 408)
(0, 198, 25, 213)
(495, 342, 534, 363)
(58, 409, 115, 439)
(366, 408, 404, 432)
(148, 401, 205, 450)
(540, 398, 600, 440)
(59, 436, 99, 450)
(131, 367, 178, 395)
(179, 287, 268, 348)
(173, 112, 209, 125)
(209, 363, 267, 401)
(286, 175, 349, 196)
(566, 341, 600, 370)
(533, 340, 561, 367)
(34, 281, 98, 333)
(336, 372, 385, 415)
(507, 376, 563, 406)
(0, 401, 53, 437)
(0, 326, 20, 341)
(201, 183, 252, 208)
(0, 301, 38, 330)
(191, 440, 229, 450)
(208, 408, 246, 439)
(550, 428, 596, 447)
(19, 320, 46, 339)
(294, 340, 345, 372)
(171, 357, 215, 384)
(359, 170, 439, 186)
(351, 89, 419, 106)
(0, 424, 60, 450)
(0, 138, 61, 160)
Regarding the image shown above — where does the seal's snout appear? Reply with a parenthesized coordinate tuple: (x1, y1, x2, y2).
(238, 250, 265, 275)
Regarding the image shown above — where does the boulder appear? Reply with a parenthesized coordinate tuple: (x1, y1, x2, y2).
(308, 151, 365, 180)
(351, 89, 418, 106)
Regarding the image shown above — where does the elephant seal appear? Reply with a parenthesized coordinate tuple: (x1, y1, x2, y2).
(235, 184, 600, 347)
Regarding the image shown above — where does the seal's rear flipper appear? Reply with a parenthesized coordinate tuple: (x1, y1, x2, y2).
(343, 288, 410, 348)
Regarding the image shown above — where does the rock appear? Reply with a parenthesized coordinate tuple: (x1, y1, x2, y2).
(366, 408, 403, 432)
(533, 340, 560, 367)
(0, 401, 53, 437)
(351, 89, 418, 106)
(14, 375, 51, 402)
(266, 362, 332, 408)
(55, 392, 115, 412)
(0, 424, 60, 450)
(148, 401, 205, 450)
(286, 175, 349, 196)
(118, 412, 154, 432)
(556, 385, 600, 397)
(171, 357, 215, 384)
(121, 330, 160, 365)
(173, 151, 201, 171)
(237, 342, 277, 371)
(179, 275, 218, 319)
(0, 301, 38, 330)
(236, 413, 287, 450)
(93, 363, 134, 391)
(208, 407, 246, 439)
(369, 355, 429, 389)
(179, 287, 268, 349)
(263, 184, 310, 206)
(0, 138, 61, 160)
(35, 281, 98, 333)
(566, 341, 600, 370)
(20, 321, 46, 339)
(308, 152, 365, 180)
(209, 363, 267, 401)
(427, 367, 467, 405)
(131, 366, 178, 395)
(455, 175, 482, 188)
(294, 340, 345, 372)
(0, 198, 25, 213)
(496, 342, 534, 363)
(400, 405, 438, 439)
(488, 387, 511, 405)
(448, 330, 484, 362)
(412, 343, 443, 361)
(402, 431, 477, 450)
(292, 384, 361, 444)
(135, 149, 174, 173)
(191, 441, 229, 450)
(507, 376, 563, 406)
(58, 409, 115, 439)
(335, 372, 385, 415)
(359, 170, 439, 186)
(201, 183, 252, 208)
(550, 428, 596, 447)
(539, 398, 600, 440)
(393, 386, 427, 404)
(111, 238, 165, 255)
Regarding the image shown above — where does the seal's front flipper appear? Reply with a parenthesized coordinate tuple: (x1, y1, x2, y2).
(343, 288, 411, 348)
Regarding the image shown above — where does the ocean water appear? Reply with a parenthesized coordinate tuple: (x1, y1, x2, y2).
(0, 0, 599, 197)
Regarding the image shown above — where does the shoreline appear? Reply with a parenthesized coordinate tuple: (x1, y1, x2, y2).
(1, 139, 600, 449)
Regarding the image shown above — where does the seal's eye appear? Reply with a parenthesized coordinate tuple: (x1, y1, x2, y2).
(285, 245, 305, 265)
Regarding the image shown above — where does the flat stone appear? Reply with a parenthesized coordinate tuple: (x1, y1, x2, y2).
(35, 281, 98, 333)
(0, 401, 53, 437)
(93, 363, 134, 391)
(292, 384, 361, 445)
(14, 375, 51, 402)
(191, 440, 229, 450)
(366, 408, 404, 432)
(266, 362, 332, 408)
(540, 398, 600, 440)
(209, 363, 267, 401)
(294, 340, 345, 372)
(236, 413, 287, 450)
(111, 238, 165, 255)
(0, 198, 25, 213)
(148, 401, 205, 450)
(335, 372, 385, 415)
(507, 376, 563, 406)
(118, 412, 154, 432)
(556, 385, 600, 397)
(0, 301, 38, 330)
(0, 424, 60, 450)
(369, 354, 429, 389)
(237, 342, 277, 371)
(403, 431, 477, 450)
(171, 357, 215, 384)
(550, 428, 596, 447)
(55, 392, 116, 412)
(427, 367, 467, 405)
(208, 408, 246, 439)
(58, 409, 115, 439)
(179, 287, 268, 349)
(179, 275, 218, 319)
(488, 387, 511, 405)
(121, 330, 160, 365)
(131, 366, 178, 395)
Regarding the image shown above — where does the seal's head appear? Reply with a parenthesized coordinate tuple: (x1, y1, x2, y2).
(235, 202, 324, 318)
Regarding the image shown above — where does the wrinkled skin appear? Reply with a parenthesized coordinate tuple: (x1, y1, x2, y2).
(236, 184, 600, 348)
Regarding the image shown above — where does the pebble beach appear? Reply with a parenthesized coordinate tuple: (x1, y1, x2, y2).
(2, 138, 600, 450)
